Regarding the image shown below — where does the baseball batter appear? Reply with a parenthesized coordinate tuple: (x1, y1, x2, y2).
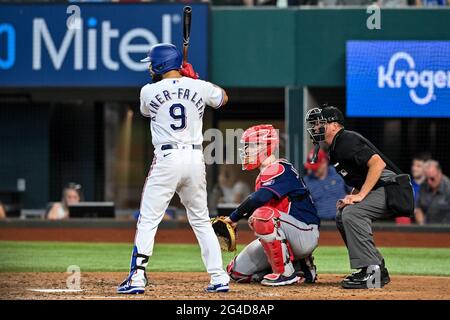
(225, 125, 320, 286)
(118, 43, 230, 294)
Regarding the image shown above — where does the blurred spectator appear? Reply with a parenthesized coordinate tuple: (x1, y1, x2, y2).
(411, 153, 431, 199)
(0, 201, 6, 220)
(285, 0, 318, 5)
(416, 0, 449, 6)
(303, 148, 350, 220)
(378, 0, 408, 7)
(396, 153, 430, 224)
(415, 160, 450, 224)
(317, 0, 410, 5)
(47, 182, 83, 220)
(335, 0, 375, 4)
(209, 165, 251, 211)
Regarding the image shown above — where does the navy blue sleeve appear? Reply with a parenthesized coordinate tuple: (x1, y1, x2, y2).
(229, 188, 275, 222)
(259, 169, 308, 200)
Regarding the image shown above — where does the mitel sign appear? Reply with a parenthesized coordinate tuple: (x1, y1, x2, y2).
(347, 41, 450, 118)
(0, 4, 208, 87)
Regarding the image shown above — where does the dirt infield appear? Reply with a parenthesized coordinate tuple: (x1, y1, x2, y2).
(1, 228, 450, 247)
(1, 272, 449, 300)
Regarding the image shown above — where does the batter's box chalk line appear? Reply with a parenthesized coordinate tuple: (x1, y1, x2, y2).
(27, 289, 84, 293)
(257, 292, 281, 297)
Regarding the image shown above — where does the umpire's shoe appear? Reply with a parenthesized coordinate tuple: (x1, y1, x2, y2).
(117, 271, 148, 294)
(341, 264, 390, 289)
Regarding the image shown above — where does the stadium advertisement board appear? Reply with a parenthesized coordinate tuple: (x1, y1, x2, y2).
(0, 4, 209, 87)
(347, 41, 450, 118)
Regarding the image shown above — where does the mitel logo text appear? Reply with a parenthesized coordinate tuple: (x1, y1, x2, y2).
(0, 23, 16, 70)
(32, 14, 179, 72)
(378, 52, 450, 105)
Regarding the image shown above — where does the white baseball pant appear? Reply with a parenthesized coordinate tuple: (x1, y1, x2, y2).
(131, 144, 229, 286)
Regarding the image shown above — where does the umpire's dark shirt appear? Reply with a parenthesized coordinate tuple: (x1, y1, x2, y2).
(328, 129, 398, 190)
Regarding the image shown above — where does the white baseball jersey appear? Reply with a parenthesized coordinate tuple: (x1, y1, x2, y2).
(140, 77, 224, 146)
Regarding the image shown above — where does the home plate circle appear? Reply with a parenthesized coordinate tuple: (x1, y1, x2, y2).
(27, 289, 84, 293)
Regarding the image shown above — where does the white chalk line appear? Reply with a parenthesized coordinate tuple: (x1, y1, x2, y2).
(27, 289, 84, 293)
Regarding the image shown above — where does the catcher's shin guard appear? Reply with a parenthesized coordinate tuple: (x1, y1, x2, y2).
(250, 207, 295, 277)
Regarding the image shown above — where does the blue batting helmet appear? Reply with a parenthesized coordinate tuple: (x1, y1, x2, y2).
(140, 43, 182, 75)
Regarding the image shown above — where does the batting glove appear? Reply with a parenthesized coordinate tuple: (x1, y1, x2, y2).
(180, 62, 199, 79)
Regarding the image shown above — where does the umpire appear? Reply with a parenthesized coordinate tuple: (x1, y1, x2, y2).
(305, 106, 414, 289)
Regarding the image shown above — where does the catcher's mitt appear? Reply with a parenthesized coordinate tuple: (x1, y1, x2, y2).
(211, 216, 237, 252)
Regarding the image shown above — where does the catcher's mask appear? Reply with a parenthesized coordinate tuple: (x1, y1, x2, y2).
(239, 124, 279, 171)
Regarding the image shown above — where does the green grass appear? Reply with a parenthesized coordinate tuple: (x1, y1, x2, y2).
(0, 241, 449, 276)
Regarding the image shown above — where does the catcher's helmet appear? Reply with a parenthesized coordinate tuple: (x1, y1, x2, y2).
(239, 124, 279, 171)
(140, 43, 182, 75)
(305, 106, 344, 142)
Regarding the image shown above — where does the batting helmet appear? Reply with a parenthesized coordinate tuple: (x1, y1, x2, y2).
(140, 43, 182, 75)
(239, 124, 279, 171)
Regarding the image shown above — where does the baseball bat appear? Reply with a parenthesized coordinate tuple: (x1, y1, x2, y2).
(182, 6, 192, 64)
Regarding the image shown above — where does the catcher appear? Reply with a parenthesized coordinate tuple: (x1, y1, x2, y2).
(222, 124, 320, 286)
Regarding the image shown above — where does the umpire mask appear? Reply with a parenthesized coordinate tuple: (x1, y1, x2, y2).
(305, 108, 327, 142)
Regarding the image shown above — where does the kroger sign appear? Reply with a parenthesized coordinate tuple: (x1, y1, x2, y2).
(0, 4, 208, 87)
(347, 41, 450, 118)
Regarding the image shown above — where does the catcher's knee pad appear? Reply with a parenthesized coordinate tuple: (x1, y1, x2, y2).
(226, 257, 252, 283)
(250, 207, 295, 276)
(249, 206, 279, 241)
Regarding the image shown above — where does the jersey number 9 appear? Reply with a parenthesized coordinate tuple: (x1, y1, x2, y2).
(169, 104, 186, 131)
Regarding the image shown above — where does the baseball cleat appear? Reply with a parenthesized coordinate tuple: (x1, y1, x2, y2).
(296, 255, 318, 284)
(117, 283, 145, 294)
(205, 283, 230, 293)
(261, 273, 299, 286)
(341, 265, 390, 289)
(117, 272, 148, 294)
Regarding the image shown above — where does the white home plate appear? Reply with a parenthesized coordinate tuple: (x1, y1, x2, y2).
(27, 289, 84, 293)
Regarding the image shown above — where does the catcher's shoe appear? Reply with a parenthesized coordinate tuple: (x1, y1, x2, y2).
(261, 273, 299, 286)
(296, 255, 318, 284)
(117, 271, 147, 294)
(205, 283, 230, 293)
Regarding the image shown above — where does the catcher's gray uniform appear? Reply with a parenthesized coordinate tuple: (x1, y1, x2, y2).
(226, 159, 320, 285)
(230, 212, 319, 280)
